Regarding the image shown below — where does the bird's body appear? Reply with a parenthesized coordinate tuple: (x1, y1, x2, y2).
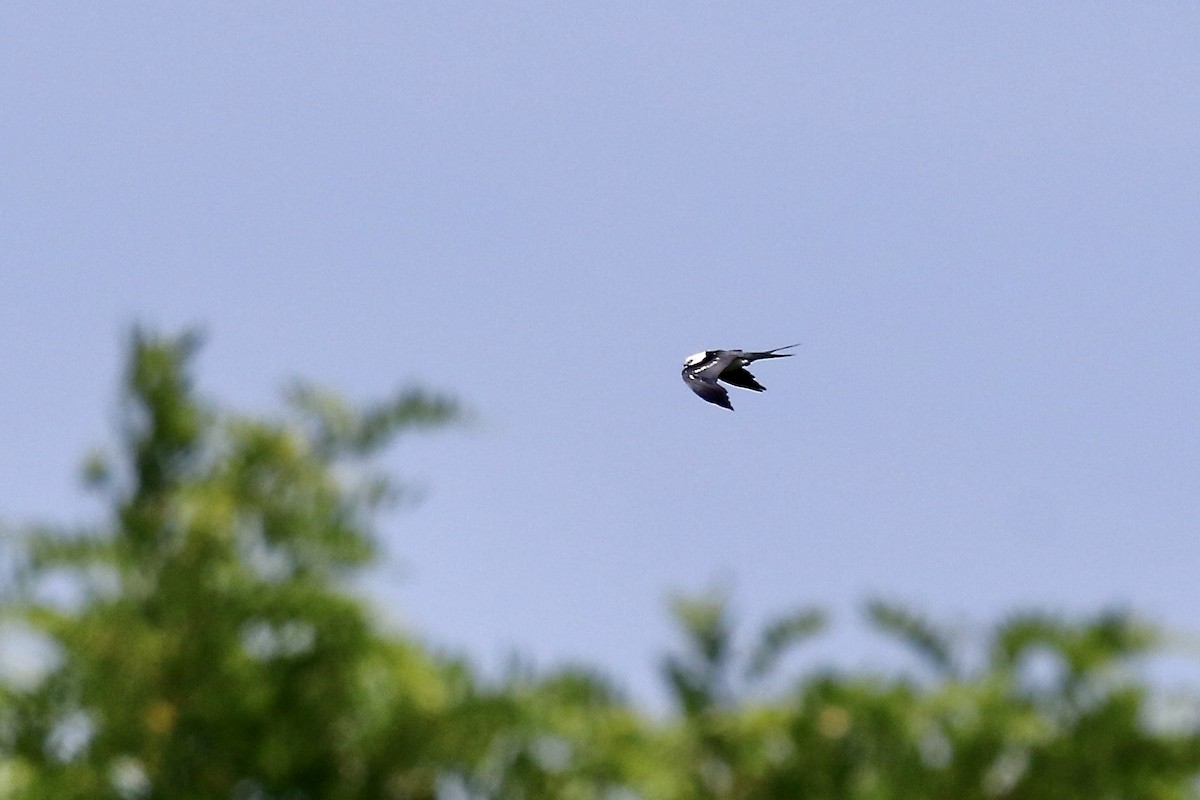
(681, 344, 799, 410)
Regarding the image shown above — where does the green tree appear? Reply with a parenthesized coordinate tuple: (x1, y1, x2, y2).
(3, 330, 466, 799)
(657, 595, 1200, 800)
(2, 329, 1198, 800)
(660, 591, 827, 800)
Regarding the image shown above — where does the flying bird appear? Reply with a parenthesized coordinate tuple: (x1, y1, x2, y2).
(681, 344, 799, 410)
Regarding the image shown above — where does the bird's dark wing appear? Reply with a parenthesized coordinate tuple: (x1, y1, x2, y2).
(718, 364, 767, 392)
(682, 371, 733, 410)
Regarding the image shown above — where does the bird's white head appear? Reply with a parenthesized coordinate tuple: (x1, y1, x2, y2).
(683, 351, 708, 367)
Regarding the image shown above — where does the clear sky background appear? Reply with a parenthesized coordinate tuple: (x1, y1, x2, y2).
(2, 4, 1198, 705)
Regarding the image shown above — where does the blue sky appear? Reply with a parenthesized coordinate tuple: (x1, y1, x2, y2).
(3, 4, 1198, 705)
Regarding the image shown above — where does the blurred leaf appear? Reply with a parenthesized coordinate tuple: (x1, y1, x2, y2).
(669, 592, 732, 671)
(79, 450, 110, 491)
(663, 592, 734, 715)
(285, 381, 462, 460)
(745, 608, 826, 683)
(866, 599, 957, 677)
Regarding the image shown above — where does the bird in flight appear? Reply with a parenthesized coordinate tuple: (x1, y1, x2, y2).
(681, 343, 799, 410)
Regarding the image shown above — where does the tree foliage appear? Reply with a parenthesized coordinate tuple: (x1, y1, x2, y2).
(1, 330, 1197, 799)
